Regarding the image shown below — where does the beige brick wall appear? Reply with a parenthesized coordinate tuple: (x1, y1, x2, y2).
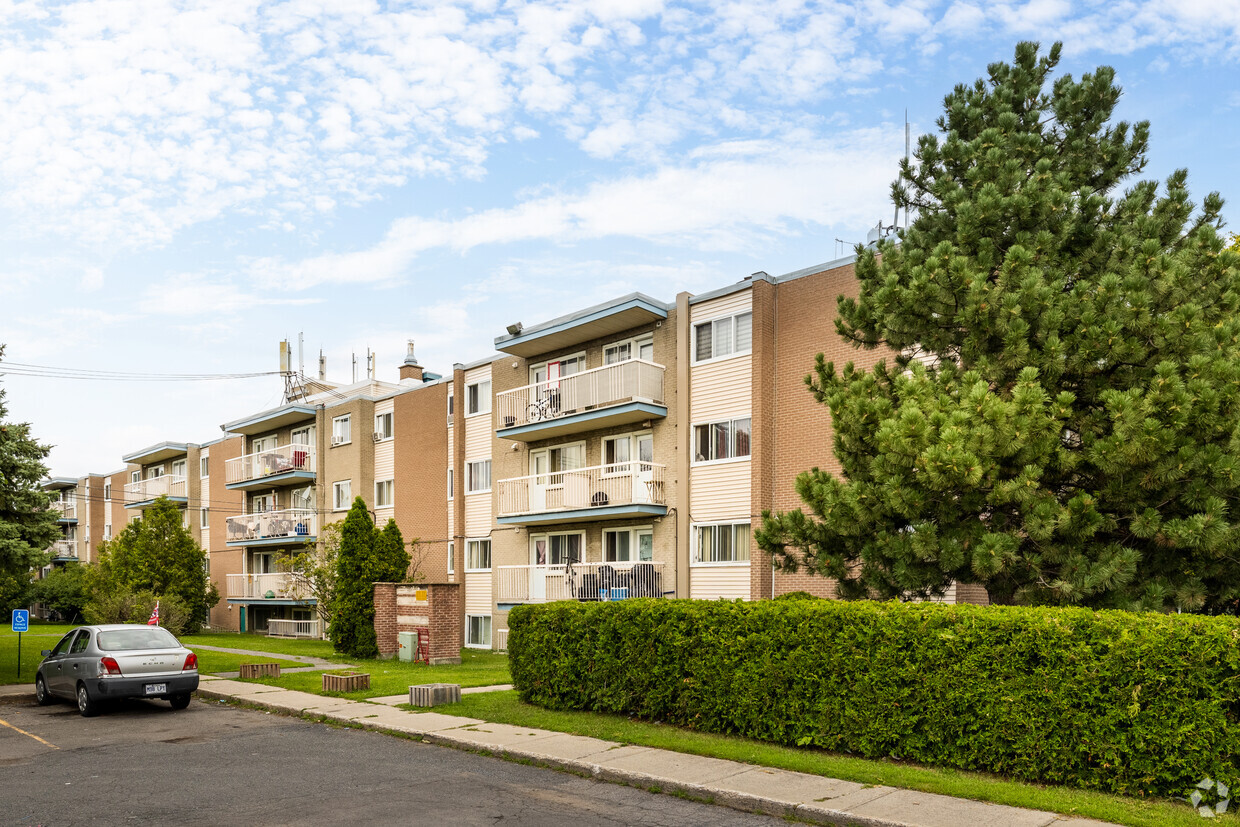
(393, 381, 451, 582)
(206, 435, 244, 630)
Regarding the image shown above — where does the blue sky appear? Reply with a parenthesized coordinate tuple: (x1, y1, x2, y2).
(1, 0, 1238, 476)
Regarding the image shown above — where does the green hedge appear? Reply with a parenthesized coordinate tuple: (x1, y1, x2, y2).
(508, 600, 1240, 797)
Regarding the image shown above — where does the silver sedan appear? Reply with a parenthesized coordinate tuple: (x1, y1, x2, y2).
(35, 624, 200, 717)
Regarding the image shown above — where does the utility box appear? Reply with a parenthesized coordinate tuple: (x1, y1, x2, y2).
(397, 631, 417, 662)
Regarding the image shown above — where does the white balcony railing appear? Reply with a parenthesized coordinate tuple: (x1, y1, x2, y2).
(226, 572, 311, 600)
(49, 539, 77, 558)
(55, 500, 76, 520)
(225, 443, 316, 485)
(124, 475, 187, 504)
(495, 359, 665, 430)
(226, 509, 317, 544)
(267, 618, 322, 638)
(497, 561, 667, 603)
(497, 461, 666, 518)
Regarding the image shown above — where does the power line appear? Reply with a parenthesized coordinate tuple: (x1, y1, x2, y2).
(0, 362, 283, 382)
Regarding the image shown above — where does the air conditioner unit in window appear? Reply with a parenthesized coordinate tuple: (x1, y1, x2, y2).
(331, 436, 346, 446)
(373, 432, 383, 442)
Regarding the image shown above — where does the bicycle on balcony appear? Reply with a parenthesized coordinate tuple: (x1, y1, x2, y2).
(526, 389, 562, 422)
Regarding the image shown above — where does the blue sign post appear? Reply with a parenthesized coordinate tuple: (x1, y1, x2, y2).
(11, 609, 29, 678)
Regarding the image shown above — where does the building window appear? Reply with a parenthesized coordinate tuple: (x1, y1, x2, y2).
(530, 354, 585, 387)
(200, 508, 209, 529)
(530, 532, 583, 566)
(466, 614, 492, 648)
(332, 415, 351, 445)
(604, 336, 654, 365)
(333, 480, 352, 511)
(603, 527, 654, 562)
(103, 524, 111, 541)
(602, 433, 652, 474)
(447, 541, 455, 575)
(200, 456, 209, 478)
(466, 380, 491, 415)
(375, 412, 393, 441)
(130, 470, 139, 484)
(447, 468, 454, 500)
(694, 311, 752, 362)
(466, 539, 491, 571)
(467, 460, 491, 493)
(694, 523, 751, 564)
(291, 425, 314, 445)
(447, 392, 454, 425)
(104, 481, 111, 501)
(375, 480, 393, 508)
(693, 417, 752, 463)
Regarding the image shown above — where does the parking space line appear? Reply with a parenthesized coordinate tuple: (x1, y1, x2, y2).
(0, 717, 59, 750)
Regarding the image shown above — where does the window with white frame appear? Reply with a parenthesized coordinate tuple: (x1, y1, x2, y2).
(333, 480, 352, 510)
(466, 539, 491, 571)
(693, 311, 752, 362)
(332, 415, 351, 445)
(103, 523, 111, 541)
(694, 523, 751, 564)
(374, 412, 393, 441)
(530, 531, 583, 566)
(291, 425, 315, 445)
(375, 479, 394, 508)
(447, 541, 455, 575)
(467, 460, 491, 493)
(466, 380, 491, 415)
(130, 470, 140, 484)
(251, 493, 275, 513)
(604, 335, 654, 365)
(693, 417, 752, 463)
(603, 527, 654, 562)
(529, 354, 585, 386)
(104, 481, 111, 501)
(466, 614, 492, 648)
(602, 432, 652, 474)
(200, 456, 209, 477)
(200, 508, 209, 529)
(447, 392, 454, 424)
(447, 468, 454, 499)
(529, 443, 584, 484)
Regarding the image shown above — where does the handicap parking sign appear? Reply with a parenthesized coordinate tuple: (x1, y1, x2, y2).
(11, 609, 28, 632)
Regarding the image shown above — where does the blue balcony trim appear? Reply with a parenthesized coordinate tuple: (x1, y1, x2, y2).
(495, 295, 667, 351)
(226, 534, 317, 548)
(125, 497, 188, 510)
(227, 598, 317, 606)
(498, 503, 667, 526)
(225, 470, 317, 490)
(497, 402, 667, 440)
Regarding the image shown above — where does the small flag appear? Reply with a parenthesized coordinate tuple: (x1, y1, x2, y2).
(147, 601, 160, 626)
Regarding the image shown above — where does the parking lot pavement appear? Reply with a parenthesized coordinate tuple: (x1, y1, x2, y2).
(0, 693, 786, 826)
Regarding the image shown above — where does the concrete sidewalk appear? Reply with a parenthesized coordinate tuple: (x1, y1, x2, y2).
(195, 677, 1116, 827)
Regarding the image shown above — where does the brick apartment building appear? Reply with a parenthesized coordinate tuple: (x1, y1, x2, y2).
(42, 253, 986, 646)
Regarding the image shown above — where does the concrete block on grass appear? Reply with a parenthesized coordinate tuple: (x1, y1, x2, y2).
(409, 683, 461, 707)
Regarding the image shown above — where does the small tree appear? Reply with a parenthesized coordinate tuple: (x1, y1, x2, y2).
(31, 564, 89, 622)
(329, 497, 379, 658)
(283, 520, 342, 630)
(91, 496, 219, 629)
(374, 519, 411, 584)
(0, 345, 60, 613)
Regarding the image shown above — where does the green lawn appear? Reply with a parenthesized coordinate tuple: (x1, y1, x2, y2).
(432, 692, 1226, 827)
(193, 651, 305, 675)
(188, 632, 338, 660)
(241, 649, 510, 697)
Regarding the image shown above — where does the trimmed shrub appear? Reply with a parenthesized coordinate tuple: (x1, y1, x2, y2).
(508, 600, 1240, 796)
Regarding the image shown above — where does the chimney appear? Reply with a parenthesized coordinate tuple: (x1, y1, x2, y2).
(399, 339, 423, 382)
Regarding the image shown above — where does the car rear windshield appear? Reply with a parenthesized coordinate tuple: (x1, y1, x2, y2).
(97, 627, 181, 651)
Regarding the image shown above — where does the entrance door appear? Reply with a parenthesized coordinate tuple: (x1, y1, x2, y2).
(530, 451, 550, 512)
(530, 537, 548, 601)
(634, 435, 655, 502)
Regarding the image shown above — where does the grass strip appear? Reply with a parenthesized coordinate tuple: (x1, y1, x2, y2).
(240, 649, 510, 698)
(440, 691, 1226, 827)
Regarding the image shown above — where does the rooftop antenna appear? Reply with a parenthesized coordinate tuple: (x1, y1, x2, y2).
(352, 352, 357, 383)
(279, 339, 305, 403)
(904, 109, 911, 232)
(298, 332, 304, 378)
(318, 349, 326, 382)
(367, 348, 374, 380)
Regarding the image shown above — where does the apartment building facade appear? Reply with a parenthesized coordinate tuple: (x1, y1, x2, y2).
(42, 253, 986, 643)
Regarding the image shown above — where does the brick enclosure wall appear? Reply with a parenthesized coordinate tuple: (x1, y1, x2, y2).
(374, 582, 462, 663)
(393, 382, 450, 581)
(206, 435, 245, 630)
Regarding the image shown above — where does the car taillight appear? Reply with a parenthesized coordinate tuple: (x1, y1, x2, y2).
(100, 656, 123, 676)
(182, 653, 198, 672)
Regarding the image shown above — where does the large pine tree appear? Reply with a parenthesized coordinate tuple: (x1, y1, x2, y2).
(757, 42, 1240, 612)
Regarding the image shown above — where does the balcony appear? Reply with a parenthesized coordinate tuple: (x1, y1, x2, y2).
(495, 360, 667, 441)
(226, 572, 312, 602)
(497, 461, 667, 526)
(124, 475, 188, 508)
(495, 292, 667, 357)
(226, 509, 317, 547)
(497, 561, 667, 605)
(225, 443, 316, 490)
(54, 501, 77, 522)
(49, 539, 77, 560)
(267, 618, 322, 638)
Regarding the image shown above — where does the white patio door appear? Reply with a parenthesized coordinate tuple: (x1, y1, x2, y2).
(634, 435, 655, 502)
(530, 537, 549, 601)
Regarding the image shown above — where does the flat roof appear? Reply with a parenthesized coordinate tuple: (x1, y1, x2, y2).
(494, 293, 669, 358)
(221, 404, 317, 436)
(121, 442, 191, 465)
(41, 477, 78, 490)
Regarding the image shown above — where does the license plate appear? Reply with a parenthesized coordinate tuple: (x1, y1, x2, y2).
(145, 683, 167, 695)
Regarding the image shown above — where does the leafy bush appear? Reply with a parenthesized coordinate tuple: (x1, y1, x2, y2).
(84, 587, 192, 636)
(509, 600, 1240, 797)
(773, 591, 818, 601)
(31, 564, 89, 622)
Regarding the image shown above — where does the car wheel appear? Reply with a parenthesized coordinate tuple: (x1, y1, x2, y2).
(169, 693, 191, 710)
(76, 683, 99, 717)
(35, 675, 53, 706)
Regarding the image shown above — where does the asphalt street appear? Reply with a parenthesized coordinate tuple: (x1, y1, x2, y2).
(0, 693, 784, 826)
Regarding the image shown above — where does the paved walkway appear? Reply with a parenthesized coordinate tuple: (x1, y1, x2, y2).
(191, 643, 354, 678)
(194, 678, 1117, 827)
